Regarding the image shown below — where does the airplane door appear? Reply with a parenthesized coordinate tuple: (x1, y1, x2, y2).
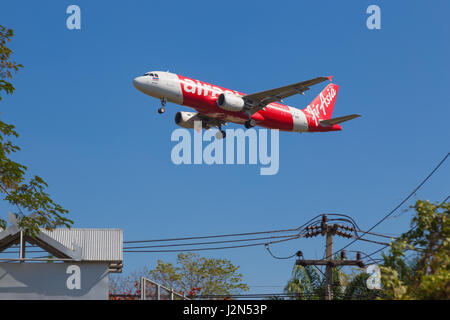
(164, 73, 182, 104)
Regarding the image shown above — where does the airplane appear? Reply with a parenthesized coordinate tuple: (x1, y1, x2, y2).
(132, 71, 360, 139)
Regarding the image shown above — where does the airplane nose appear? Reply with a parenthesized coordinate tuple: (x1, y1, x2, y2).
(133, 76, 147, 91)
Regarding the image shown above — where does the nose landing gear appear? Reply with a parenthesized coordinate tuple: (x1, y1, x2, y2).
(158, 98, 167, 114)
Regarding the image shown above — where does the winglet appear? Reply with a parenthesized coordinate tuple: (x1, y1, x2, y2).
(328, 75, 334, 82)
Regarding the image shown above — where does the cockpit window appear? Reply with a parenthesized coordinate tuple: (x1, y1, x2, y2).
(143, 72, 159, 78)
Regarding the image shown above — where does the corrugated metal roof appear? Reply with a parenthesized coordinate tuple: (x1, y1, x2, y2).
(41, 228, 123, 262)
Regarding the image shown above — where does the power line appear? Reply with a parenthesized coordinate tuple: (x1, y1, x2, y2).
(327, 151, 449, 259)
(265, 245, 299, 260)
(124, 215, 323, 244)
(361, 245, 390, 264)
(359, 193, 449, 265)
(351, 237, 390, 246)
(124, 235, 301, 253)
(325, 214, 361, 230)
(124, 233, 303, 250)
(356, 229, 398, 239)
(265, 213, 371, 261)
(347, 250, 382, 265)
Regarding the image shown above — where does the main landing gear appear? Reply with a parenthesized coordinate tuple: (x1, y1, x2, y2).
(244, 119, 256, 129)
(158, 98, 167, 114)
(215, 124, 226, 140)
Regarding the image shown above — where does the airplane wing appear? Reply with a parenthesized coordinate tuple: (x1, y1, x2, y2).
(243, 76, 332, 114)
(319, 114, 361, 126)
(196, 113, 227, 129)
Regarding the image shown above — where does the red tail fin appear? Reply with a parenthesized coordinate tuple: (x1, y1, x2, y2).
(303, 83, 339, 124)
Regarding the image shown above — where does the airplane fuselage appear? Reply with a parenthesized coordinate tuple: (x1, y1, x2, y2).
(133, 71, 342, 132)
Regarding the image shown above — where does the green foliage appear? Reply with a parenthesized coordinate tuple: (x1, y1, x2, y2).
(284, 259, 384, 300)
(284, 265, 322, 299)
(342, 270, 384, 299)
(0, 25, 72, 235)
(150, 252, 249, 298)
(380, 200, 450, 299)
(110, 252, 249, 299)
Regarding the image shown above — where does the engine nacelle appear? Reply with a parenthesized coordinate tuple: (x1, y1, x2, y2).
(174, 111, 203, 129)
(216, 93, 245, 112)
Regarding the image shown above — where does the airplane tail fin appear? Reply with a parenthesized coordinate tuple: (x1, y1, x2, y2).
(303, 83, 339, 121)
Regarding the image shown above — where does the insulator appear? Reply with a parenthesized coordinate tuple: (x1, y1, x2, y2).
(340, 251, 346, 260)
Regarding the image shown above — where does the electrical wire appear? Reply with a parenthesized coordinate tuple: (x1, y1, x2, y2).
(347, 250, 381, 265)
(359, 193, 449, 265)
(124, 233, 302, 250)
(351, 237, 390, 246)
(124, 235, 302, 253)
(124, 215, 323, 244)
(265, 213, 364, 261)
(327, 151, 449, 260)
(360, 245, 390, 264)
(265, 245, 298, 260)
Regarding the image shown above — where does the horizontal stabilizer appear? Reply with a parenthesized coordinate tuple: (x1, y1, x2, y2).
(319, 114, 361, 126)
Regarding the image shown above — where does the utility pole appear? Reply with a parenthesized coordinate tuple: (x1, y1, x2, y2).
(325, 221, 334, 300)
(296, 214, 365, 300)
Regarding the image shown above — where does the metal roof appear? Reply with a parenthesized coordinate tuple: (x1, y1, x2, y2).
(0, 222, 123, 273)
(41, 228, 123, 262)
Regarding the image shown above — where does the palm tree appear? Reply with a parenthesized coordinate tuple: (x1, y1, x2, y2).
(284, 264, 383, 300)
(284, 265, 323, 299)
(342, 271, 384, 300)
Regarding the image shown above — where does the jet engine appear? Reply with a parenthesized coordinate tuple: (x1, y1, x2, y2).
(216, 93, 245, 112)
(174, 111, 203, 129)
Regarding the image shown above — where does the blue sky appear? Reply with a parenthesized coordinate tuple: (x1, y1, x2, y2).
(1, 0, 449, 295)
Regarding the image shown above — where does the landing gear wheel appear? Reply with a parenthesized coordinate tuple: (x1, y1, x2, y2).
(215, 130, 226, 140)
(245, 120, 255, 129)
(158, 98, 167, 114)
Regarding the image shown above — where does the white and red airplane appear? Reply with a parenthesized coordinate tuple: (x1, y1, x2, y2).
(133, 71, 360, 138)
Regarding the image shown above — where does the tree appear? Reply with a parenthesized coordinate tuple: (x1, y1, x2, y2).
(284, 265, 322, 299)
(110, 252, 249, 299)
(380, 199, 449, 299)
(0, 25, 71, 234)
(284, 261, 383, 299)
(342, 270, 384, 300)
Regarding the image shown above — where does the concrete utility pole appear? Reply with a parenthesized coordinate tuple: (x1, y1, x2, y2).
(325, 222, 334, 300)
(296, 214, 365, 300)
